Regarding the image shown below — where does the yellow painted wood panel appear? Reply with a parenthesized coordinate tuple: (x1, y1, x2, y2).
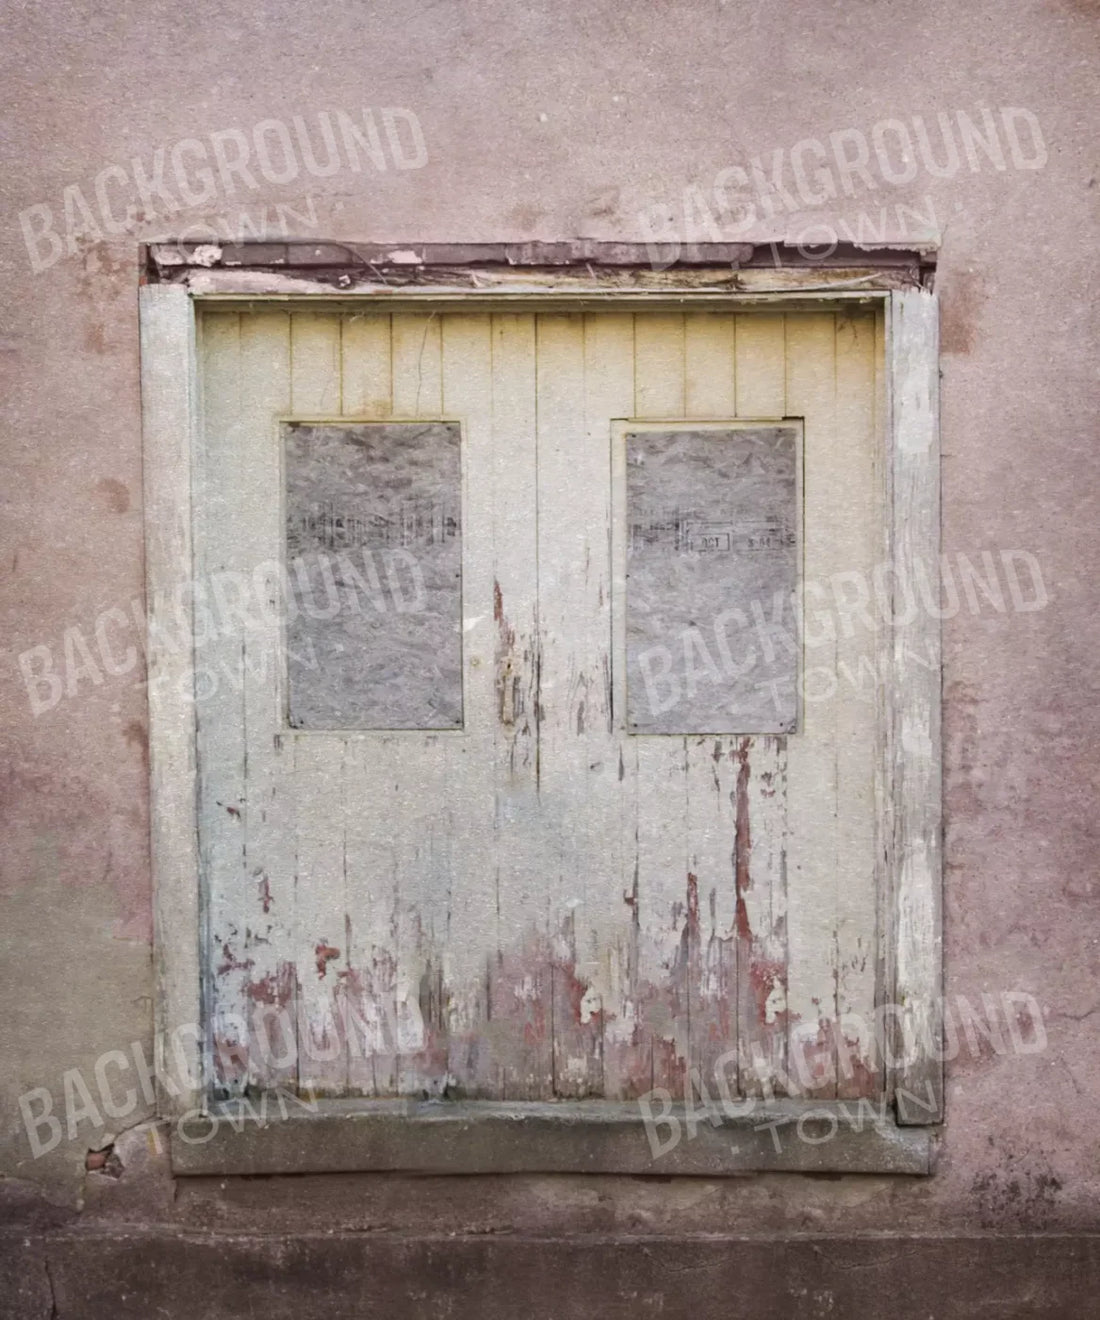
(197, 303, 883, 1107)
(340, 314, 392, 417)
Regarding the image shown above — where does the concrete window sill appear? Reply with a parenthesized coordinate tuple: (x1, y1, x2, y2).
(169, 1098, 938, 1177)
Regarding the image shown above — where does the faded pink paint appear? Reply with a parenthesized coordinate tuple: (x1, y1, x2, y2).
(1, 0, 1096, 1238)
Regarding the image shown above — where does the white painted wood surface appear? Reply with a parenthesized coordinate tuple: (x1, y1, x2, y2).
(888, 289, 943, 1122)
(140, 285, 203, 1116)
(192, 304, 889, 1104)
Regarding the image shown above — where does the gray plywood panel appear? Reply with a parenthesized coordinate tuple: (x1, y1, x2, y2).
(285, 421, 462, 729)
(625, 426, 799, 734)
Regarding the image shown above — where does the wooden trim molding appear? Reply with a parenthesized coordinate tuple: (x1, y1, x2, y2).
(141, 239, 933, 301)
(139, 284, 204, 1118)
(144, 238, 935, 277)
(887, 289, 944, 1122)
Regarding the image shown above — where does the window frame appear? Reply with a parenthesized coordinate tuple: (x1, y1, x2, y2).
(139, 248, 941, 1175)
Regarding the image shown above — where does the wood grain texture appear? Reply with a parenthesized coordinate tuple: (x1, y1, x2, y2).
(140, 285, 203, 1115)
(196, 310, 251, 1097)
(439, 312, 496, 1094)
(487, 312, 549, 1098)
(629, 313, 693, 1097)
(584, 312, 644, 1100)
(680, 322, 739, 1095)
(888, 289, 943, 1123)
(237, 310, 297, 1094)
(833, 312, 881, 1099)
(729, 314, 791, 1098)
(189, 302, 891, 1110)
(535, 312, 607, 1097)
(285, 313, 349, 1096)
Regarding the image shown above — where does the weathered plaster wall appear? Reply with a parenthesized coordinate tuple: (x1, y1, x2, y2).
(1, 0, 1098, 1249)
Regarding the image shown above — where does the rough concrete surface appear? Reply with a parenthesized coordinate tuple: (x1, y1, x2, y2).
(1, 0, 1098, 1312)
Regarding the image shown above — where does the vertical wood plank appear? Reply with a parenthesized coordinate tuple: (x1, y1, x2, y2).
(392, 312, 443, 416)
(726, 317, 791, 1099)
(631, 311, 691, 1097)
(734, 735, 789, 1096)
(685, 738, 737, 1097)
(237, 309, 297, 1093)
(734, 313, 785, 417)
(833, 311, 881, 1098)
(684, 313, 736, 417)
(873, 303, 892, 1103)
(440, 311, 497, 1094)
(291, 736, 348, 1094)
(784, 311, 839, 1100)
(889, 289, 942, 1123)
(290, 310, 341, 415)
(140, 285, 203, 1115)
(196, 310, 250, 1098)
(681, 314, 739, 1095)
(340, 314, 393, 416)
(489, 312, 549, 1097)
(388, 308, 456, 1095)
(634, 311, 685, 417)
(337, 311, 402, 1095)
(286, 310, 348, 1094)
(392, 734, 454, 1097)
(536, 312, 607, 1097)
(342, 733, 399, 1096)
(584, 312, 643, 1100)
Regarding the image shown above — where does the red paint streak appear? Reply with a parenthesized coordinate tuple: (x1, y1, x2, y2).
(244, 963, 293, 1007)
(748, 956, 787, 1025)
(257, 872, 273, 914)
(493, 579, 503, 623)
(315, 943, 340, 978)
(226, 805, 241, 819)
(733, 741, 752, 941)
(557, 956, 600, 1028)
(792, 1019, 838, 1094)
(245, 975, 279, 1005)
(217, 942, 254, 977)
(523, 1014, 546, 1047)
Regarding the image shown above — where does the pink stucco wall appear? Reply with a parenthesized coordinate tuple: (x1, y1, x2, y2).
(1, 0, 1098, 1236)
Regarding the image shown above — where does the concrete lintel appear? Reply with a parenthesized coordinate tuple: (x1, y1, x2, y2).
(144, 238, 934, 283)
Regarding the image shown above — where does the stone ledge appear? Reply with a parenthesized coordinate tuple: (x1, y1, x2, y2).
(168, 1097, 936, 1176)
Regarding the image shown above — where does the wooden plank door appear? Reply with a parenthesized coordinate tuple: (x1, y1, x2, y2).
(196, 304, 883, 1104)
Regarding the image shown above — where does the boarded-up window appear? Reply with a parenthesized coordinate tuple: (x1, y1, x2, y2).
(285, 421, 462, 729)
(192, 305, 885, 1113)
(624, 424, 799, 734)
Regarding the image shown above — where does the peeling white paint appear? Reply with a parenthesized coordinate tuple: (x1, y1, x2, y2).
(764, 983, 787, 1024)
